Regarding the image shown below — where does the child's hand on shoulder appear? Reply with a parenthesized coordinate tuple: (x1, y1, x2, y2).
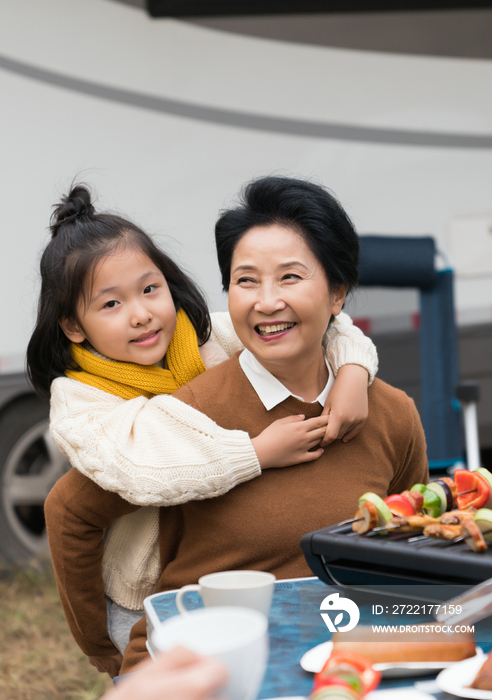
(198, 341, 229, 369)
(321, 364, 369, 446)
(252, 414, 328, 470)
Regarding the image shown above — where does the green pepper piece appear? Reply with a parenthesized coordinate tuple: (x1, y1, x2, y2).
(339, 672, 362, 693)
(422, 488, 441, 517)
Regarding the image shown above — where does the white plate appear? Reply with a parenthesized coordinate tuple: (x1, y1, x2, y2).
(436, 655, 492, 698)
(262, 692, 435, 700)
(300, 641, 483, 678)
(367, 691, 436, 699)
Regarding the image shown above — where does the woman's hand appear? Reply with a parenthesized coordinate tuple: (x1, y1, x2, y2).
(252, 414, 328, 469)
(320, 364, 369, 446)
(101, 646, 228, 700)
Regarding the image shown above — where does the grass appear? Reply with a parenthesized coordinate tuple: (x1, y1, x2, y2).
(0, 561, 112, 700)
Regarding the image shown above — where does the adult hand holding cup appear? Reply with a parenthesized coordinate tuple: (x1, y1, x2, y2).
(101, 646, 228, 700)
(175, 570, 275, 617)
(151, 607, 269, 700)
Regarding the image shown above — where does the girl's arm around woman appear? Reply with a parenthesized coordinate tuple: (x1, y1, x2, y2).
(50, 378, 261, 507)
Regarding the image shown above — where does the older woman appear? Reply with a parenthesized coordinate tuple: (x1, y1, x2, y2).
(113, 177, 427, 670)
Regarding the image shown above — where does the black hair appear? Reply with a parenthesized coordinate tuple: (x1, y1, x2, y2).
(215, 176, 359, 293)
(27, 184, 210, 399)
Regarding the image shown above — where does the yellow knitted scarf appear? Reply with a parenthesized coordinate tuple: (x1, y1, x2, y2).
(66, 308, 206, 399)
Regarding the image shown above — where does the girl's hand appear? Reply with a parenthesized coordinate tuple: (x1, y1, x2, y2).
(320, 364, 369, 446)
(252, 414, 328, 469)
(198, 340, 229, 369)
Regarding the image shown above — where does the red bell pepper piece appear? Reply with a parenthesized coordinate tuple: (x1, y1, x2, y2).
(455, 469, 490, 510)
(384, 493, 415, 517)
(313, 650, 381, 697)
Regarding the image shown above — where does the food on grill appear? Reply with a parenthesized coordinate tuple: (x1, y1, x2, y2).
(311, 650, 381, 699)
(440, 510, 475, 525)
(476, 468, 492, 498)
(422, 523, 463, 540)
(426, 480, 454, 514)
(357, 493, 392, 528)
(439, 476, 458, 507)
(471, 653, 492, 690)
(331, 624, 476, 663)
(384, 493, 415, 517)
(348, 474, 492, 553)
(351, 501, 379, 535)
(462, 520, 487, 553)
(455, 469, 491, 510)
(474, 508, 492, 543)
(411, 483, 442, 517)
(420, 510, 475, 540)
(387, 514, 439, 532)
(400, 489, 424, 513)
(378, 510, 488, 552)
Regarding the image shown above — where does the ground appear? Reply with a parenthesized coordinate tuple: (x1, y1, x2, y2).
(0, 561, 112, 700)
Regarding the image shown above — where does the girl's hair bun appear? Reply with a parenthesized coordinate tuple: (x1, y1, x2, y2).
(50, 185, 95, 237)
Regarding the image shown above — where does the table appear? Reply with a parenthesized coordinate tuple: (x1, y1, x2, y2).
(144, 576, 483, 699)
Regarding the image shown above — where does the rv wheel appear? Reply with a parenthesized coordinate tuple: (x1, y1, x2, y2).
(0, 396, 70, 564)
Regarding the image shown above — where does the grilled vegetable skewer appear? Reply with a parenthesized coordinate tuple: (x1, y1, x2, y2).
(462, 521, 488, 553)
(423, 523, 463, 540)
(455, 469, 492, 510)
(372, 514, 439, 533)
(351, 501, 379, 535)
(349, 471, 492, 539)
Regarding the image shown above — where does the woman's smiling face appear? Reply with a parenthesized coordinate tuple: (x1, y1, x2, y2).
(228, 224, 347, 374)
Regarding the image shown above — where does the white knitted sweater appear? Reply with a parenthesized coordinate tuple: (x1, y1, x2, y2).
(50, 311, 377, 609)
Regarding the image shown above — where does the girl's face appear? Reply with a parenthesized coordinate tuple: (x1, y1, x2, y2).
(60, 247, 177, 365)
(228, 224, 346, 375)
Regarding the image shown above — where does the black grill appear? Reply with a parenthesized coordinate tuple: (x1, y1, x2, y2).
(301, 521, 492, 596)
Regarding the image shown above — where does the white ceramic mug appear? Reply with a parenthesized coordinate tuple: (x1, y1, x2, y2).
(151, 606, 269, 700)
(175, 570, 275, 617)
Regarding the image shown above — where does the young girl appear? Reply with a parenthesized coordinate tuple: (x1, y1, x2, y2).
(31, 185, 378, 676)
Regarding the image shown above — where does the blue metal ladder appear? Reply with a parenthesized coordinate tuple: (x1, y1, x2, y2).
(358, 235, 463, 471)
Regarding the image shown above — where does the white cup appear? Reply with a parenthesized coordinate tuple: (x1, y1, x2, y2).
(175, 570, 275, 617)
(151, 606, 269, 700)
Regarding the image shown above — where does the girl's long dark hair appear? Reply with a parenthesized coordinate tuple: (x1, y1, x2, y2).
(27, 185, 210, 399)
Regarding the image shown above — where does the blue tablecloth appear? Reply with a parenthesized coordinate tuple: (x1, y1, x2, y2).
(146, 577, 480, 699)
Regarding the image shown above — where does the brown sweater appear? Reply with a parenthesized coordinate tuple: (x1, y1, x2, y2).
(46, 354, 428, 676)
(120, 355, 428, 671)
(45, 469, 138, 675)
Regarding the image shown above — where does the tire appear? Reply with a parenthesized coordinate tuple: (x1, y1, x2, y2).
(0, 395, 70, 563)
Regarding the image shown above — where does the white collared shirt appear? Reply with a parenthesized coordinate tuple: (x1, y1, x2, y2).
(239, 348, 334, 411)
